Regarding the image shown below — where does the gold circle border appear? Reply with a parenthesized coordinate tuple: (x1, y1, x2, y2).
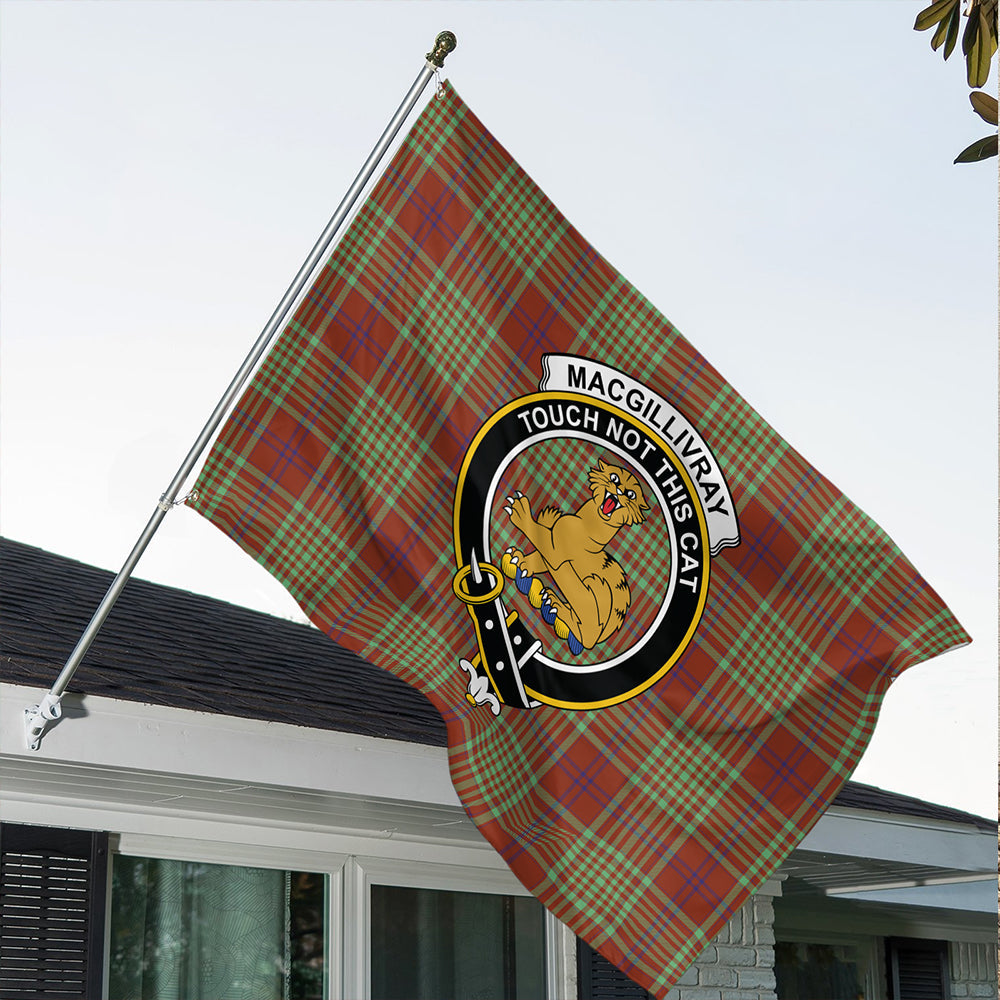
(453, 390, 711, 710)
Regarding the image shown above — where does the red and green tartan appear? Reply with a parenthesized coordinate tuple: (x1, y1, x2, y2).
(192, 84, 969, 999)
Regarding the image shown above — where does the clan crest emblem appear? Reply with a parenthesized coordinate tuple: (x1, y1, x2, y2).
(453, 354, 740, 713)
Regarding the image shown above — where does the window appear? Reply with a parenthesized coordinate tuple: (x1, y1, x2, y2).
(3, 825, 558, 999)
(109, 856, 327, 1000)
(775, 939, 870, 1000)
(369, 884, 546, 1000)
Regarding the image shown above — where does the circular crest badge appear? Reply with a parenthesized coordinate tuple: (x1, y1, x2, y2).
(452, 355, 739, 713)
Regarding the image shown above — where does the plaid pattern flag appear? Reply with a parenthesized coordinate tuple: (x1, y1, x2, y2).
(191, 83, 969, 998)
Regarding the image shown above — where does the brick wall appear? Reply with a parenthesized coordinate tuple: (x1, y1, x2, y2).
(665, 892, 778, 1000)
(949, 941, 998, 999)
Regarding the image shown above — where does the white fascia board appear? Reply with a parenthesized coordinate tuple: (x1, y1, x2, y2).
(1, 682, 458, 807)
(4, 683, 994, 878)
(832, 878, 998, 914)
(799, 807, 995, 873)
(0, 795, 507, 873)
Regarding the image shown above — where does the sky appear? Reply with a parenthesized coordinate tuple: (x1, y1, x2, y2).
(1, 1, 996, 818)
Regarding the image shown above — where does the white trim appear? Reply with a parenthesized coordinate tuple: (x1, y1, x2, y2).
(0, 796, 505, 871)
(546, 913, 577, 1000)
(825, 873, 998, 895)
(343, 858, 367, 1000)
(1, 683, 459, 807)
(797, 808, 995, 872)
(832, 879, 998, 914)
(115, 832, 349, 874)
(326, 863, 345, 1000)
(93, 826, 348, 1000)
(356, 855, 532, 896)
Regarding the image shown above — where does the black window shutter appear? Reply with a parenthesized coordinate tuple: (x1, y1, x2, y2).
(0, 823, 109, 1000)
(886, 937, 951, 1000)
(577, 939, 654, 1000)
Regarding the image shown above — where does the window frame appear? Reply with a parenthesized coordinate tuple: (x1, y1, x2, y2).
(345, 855, 569, 1000)
(106, 834, 569, 1000)
(110, 833, 345, 1000)
(774, 929, 883, 1000)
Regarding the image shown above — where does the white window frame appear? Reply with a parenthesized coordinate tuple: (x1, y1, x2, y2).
(345, 855, 572, 1000)
(110, 832, 347, 1000)
(774, 929, 883, 1000)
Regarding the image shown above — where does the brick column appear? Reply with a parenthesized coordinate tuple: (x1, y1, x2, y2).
(949, 941, 998, 998)
(665, 887, 779, 1000)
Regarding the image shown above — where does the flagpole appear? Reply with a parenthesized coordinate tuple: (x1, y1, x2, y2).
(24, 31, 458, 752)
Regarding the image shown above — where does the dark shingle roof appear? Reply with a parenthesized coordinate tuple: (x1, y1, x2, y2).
(832, 780, 995, 833)
(1, 537, 446, 746)
(2, 538, 994, 831)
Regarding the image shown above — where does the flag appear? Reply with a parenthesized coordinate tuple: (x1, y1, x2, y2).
(191, 83, 969, 998)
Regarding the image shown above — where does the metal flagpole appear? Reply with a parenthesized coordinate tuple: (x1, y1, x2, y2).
(24, 30, 458, 751)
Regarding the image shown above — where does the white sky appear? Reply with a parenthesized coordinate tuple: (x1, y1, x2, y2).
(1, 1, 996, 818)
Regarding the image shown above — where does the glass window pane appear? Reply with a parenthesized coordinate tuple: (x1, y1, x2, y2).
(109, 856, 326, 1000)
(370, 884, 546, 1000)
(775, 940, 864, 1000)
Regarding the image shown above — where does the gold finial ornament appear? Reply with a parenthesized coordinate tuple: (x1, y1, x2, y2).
(427, 31, 457, 68)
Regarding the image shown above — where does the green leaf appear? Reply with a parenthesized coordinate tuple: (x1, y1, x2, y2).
(914, 0, 959, 31)
(943, 4, 962, 57)
(971, 90, 999, 124)
(966, 7, 997, 86)
(962, 5, 979, 55)
(931, 5, 954, 49)
(954, 134, 999, 162)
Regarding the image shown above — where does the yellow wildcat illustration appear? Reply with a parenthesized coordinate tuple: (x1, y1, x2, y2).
(501, 459, 650, 653)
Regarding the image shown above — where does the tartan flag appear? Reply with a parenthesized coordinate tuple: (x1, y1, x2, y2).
(191, 83, 968, 998)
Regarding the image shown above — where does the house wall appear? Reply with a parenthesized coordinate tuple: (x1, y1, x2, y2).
(667, 893, 778, 1000)
(949, 941, 998, 998)
(2, 685, 995, 1000)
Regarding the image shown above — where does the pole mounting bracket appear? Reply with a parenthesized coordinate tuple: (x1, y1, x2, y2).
(24, 692, 63, 751)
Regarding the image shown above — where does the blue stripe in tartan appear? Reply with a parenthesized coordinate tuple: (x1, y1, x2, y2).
(657, 350, 712, 411)
(669, 852, 724, 910)
(549, 750, 618, 812)
(509, 246, 601, 362)
(443, 120, 495, 191)
(491, 719, 594, 855)
(669, 462, 828, 694)
(383, 152, 469, 251)
(500, 700, 688, 866)
(728, 482, 811, 579)
(219, 426, 299, 545)
(730, 510, 791, 584)
(874, 573, 928, 643)
(626, 890, 707, 974)
(221, 162, 470, 551)
(221, 356, 355, 546)
(431, 235, 537, 413)
(323, 297, 392, 373)
(324, 494, 451, 640)
(752, 732, 821, 801)
(540, 694, 675, 825)
(623, 775, 788, 975)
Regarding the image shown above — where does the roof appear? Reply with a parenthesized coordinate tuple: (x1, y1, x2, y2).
(2, 537, 994, 832)
(1, 537, 444, 746)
